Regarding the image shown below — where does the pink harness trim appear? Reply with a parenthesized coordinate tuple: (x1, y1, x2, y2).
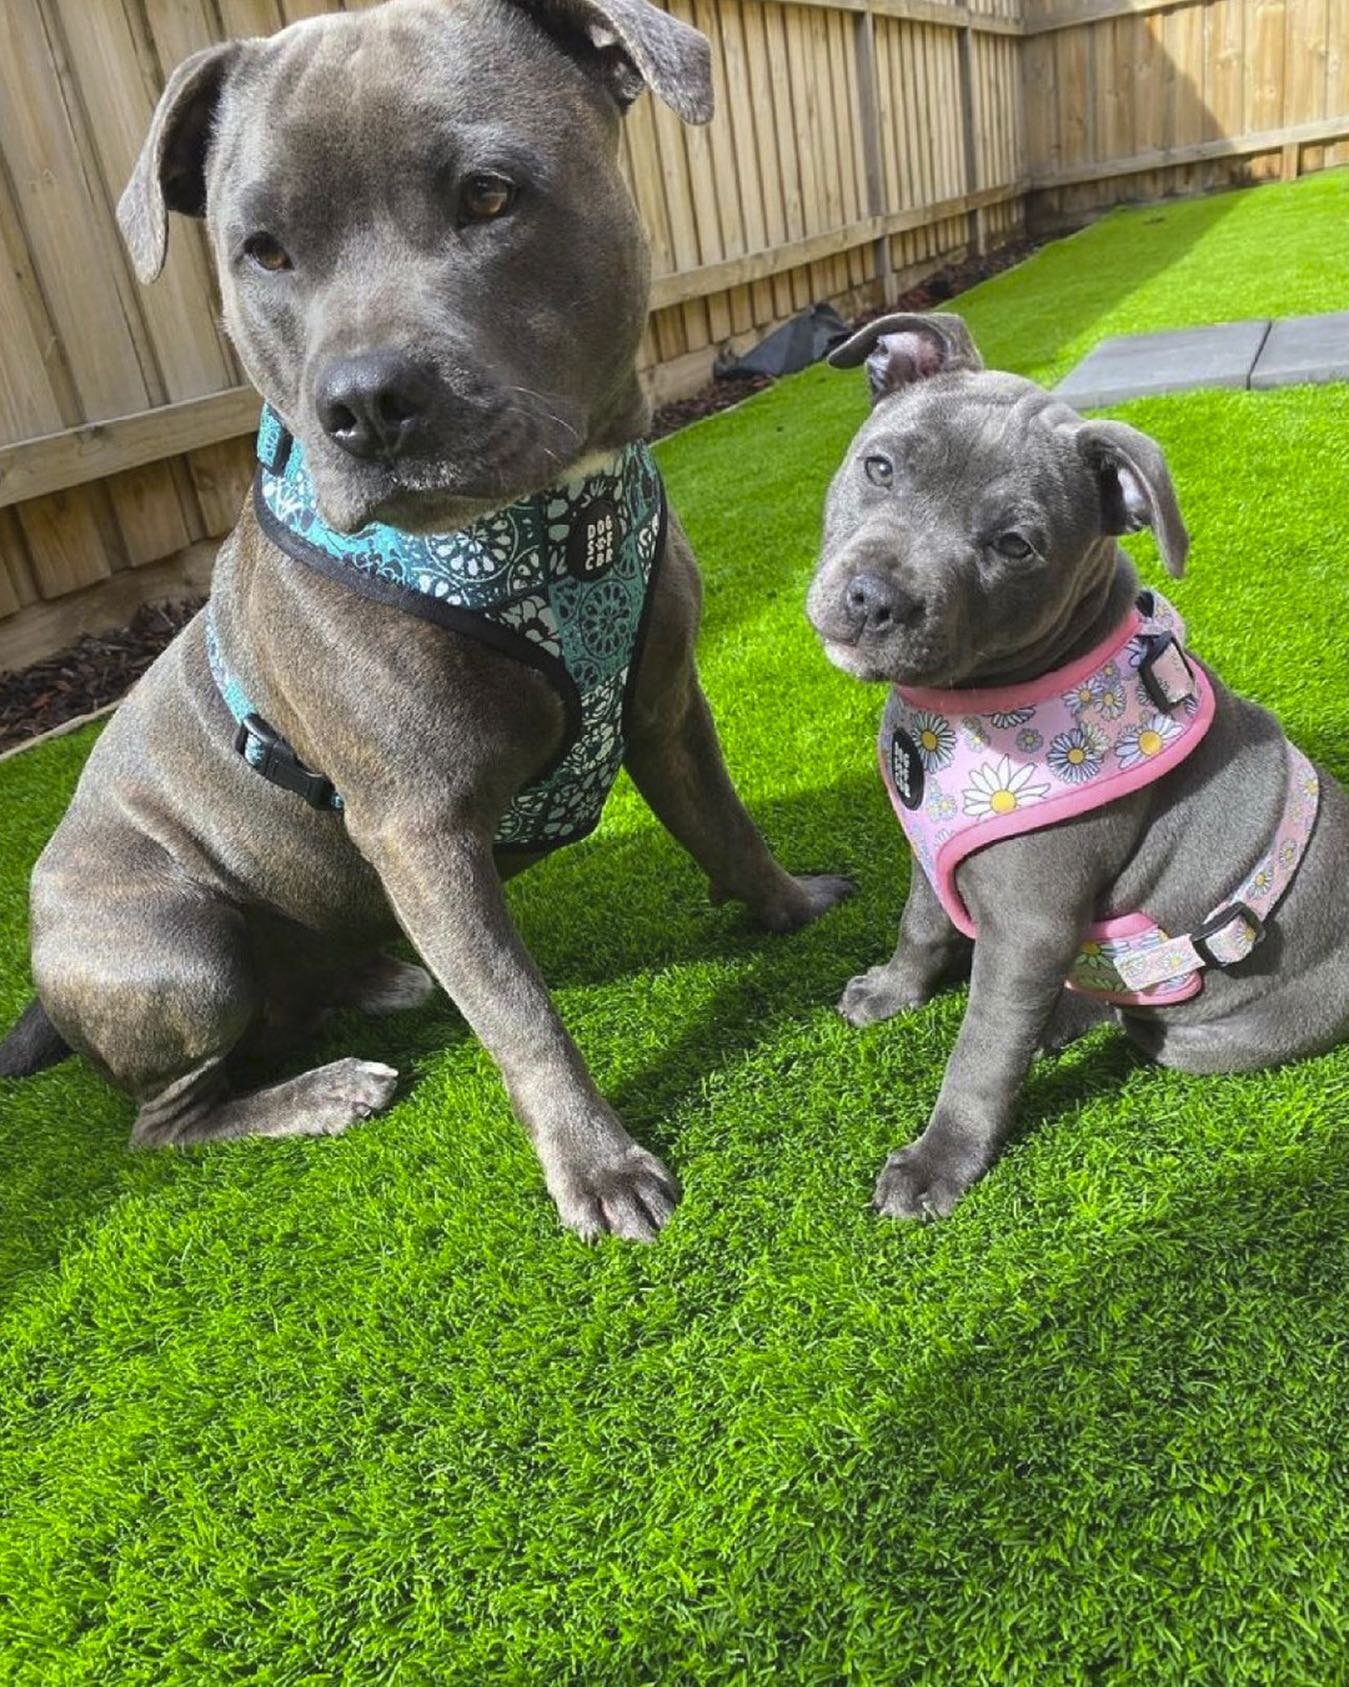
(880, 591, 1320, 1006)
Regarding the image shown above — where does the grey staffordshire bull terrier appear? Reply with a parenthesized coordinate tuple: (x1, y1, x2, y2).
(0, 0, 850, 1240)
(808, 311, 1349, 1220)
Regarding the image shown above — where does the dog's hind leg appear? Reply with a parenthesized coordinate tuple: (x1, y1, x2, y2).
(131, 1055, 398, 1147)
(32, 840, 399, 1147)
(333, 953, 435, 1015)
(245, 948, 435, 1056)
(1040, 988, 1115, 1053)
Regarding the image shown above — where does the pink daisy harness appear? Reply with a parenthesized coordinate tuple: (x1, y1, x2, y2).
(881, 590, 1320, 1006)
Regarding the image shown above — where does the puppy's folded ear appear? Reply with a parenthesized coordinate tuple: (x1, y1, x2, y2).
(117, 42, 244, 285)
(515, 0, 713, 123)
(827, 311, 983, 404)
(1077, 419, 1189, 578)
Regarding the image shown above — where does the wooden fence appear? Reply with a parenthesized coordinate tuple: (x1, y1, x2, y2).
(0, 0, 1345, 671)
(1023, 0, 1349, 227)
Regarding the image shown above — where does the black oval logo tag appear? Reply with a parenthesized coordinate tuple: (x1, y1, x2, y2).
(568, 499, 619, 580)
(890, 729, 925, 810)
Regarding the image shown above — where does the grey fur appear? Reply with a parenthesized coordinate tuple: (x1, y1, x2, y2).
(0, 999, 68, 1079)
(810, 310, 1349, 1220)
(8, 0, 849, 1241)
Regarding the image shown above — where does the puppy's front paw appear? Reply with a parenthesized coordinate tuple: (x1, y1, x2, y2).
(838, 964, 928, 1027)
(754, 873, 855, 934)
(547, 1137, 681, 1243)
(872, 1140, 986, 1221)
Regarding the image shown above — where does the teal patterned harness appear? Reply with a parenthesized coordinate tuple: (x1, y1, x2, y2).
(208, 406, 666, 852)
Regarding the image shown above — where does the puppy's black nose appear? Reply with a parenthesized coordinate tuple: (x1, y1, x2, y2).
(845, 571, 920, 635)
(315, 353, 435, 462)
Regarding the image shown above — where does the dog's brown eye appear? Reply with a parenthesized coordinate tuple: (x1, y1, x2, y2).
(864, 455, 893, 487)
(243, 233, 292, 273)
(994, 532, 1034, 559)
(459, 173, 515, 224)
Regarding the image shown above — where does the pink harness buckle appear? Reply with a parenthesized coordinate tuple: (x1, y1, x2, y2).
(1112, 747, 1320, 993)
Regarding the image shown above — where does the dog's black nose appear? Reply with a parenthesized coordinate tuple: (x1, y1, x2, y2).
(845, 571, 920, 635)
(315, 353, 435, 462)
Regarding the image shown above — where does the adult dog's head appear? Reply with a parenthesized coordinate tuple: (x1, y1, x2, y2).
(807, 312, 1190, 689)
(119, 0, 711, 533)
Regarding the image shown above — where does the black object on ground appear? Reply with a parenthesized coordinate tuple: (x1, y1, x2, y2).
(713, 303, 852, 380)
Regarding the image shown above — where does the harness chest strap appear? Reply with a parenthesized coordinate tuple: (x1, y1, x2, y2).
(1111, 744, 1318, 990)
(208, 405, 666, 851)
(881, 590, 1321, 1005)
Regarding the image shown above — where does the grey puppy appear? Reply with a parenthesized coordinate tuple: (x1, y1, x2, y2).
(0, 0, 851, 1241)
(808, 310, 1349, 1221)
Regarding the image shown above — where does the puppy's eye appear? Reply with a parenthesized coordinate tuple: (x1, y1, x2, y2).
(459, 172, 516, 224)
(864, 455, 893, 488)
(243, 232, 292, 273)
(993, 531, 1034, 560)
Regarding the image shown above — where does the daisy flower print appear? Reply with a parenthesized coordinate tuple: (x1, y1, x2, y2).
(1047, 723, 1106, 784)
(1062, 676, 1101, 715)
(1116, 711, 1180, 770)
(1093, 663, 1128, 720)
(963, 756, 1051, 817)
(909, 710, 956, 771)
(986, 707, 1035, 730)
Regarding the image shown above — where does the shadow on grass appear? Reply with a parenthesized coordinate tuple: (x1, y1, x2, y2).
(0, 773, 875, 1300)
(0, 727, 1321, 1308)
(803, 1119, 1349, 1628)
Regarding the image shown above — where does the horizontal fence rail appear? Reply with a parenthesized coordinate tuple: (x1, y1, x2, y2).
(0, 0, 1346, 670)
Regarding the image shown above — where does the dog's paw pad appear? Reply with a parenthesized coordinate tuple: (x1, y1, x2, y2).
(838, 967, 925, 1027)
(552, 1145, 680, 1243)
(269, 1057, 399, 1138)
(756, 873, 855, 933)
(351, 961, 435, 1015)
(871, 1144, 980, 1221)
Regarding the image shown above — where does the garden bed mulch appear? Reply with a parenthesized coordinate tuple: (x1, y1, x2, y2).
(0, 235, 1044, 756)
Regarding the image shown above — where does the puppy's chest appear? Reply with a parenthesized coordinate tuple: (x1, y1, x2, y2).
(882, 591, 1204, 905)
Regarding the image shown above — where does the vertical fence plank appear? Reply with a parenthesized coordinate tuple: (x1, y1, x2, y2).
(853, 10, 893, 301)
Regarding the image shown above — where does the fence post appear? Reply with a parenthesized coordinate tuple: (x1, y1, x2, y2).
(852, 9, 895, 306)
(958, 22, 985, 256)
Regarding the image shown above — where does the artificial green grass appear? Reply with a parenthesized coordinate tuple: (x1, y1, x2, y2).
(3, 174, 1349, 1683)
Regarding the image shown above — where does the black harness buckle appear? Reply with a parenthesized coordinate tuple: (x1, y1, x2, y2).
(1138, 631, 1196, 712)
(234, 713, 336, 810)
(1191, 901, 1263, 970)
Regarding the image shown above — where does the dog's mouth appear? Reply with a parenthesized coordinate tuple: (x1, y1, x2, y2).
(807, 575, 948, 687)
(304, 402, 590, 535)
(816, 631, 955, 688)
(816, 632, 892, 684)
(317, 473, 518, 537)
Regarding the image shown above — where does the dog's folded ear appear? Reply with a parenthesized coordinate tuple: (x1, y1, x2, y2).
(517, 0, 714, 123)
(1076, 419, 1189, 578)
(117, 42, 244, 285)
(827, 311, 983, 404)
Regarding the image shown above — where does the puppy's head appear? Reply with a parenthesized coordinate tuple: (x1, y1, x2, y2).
(118, 0, 712, 534)
(807, 313, 1189, 688)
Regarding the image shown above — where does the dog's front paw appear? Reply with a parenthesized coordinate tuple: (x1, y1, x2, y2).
(872, 1139, 986, 1221)
(753, 873, 855, 934)
(547, 1136, 681, 1243)
(838, 964, 928, 1027)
